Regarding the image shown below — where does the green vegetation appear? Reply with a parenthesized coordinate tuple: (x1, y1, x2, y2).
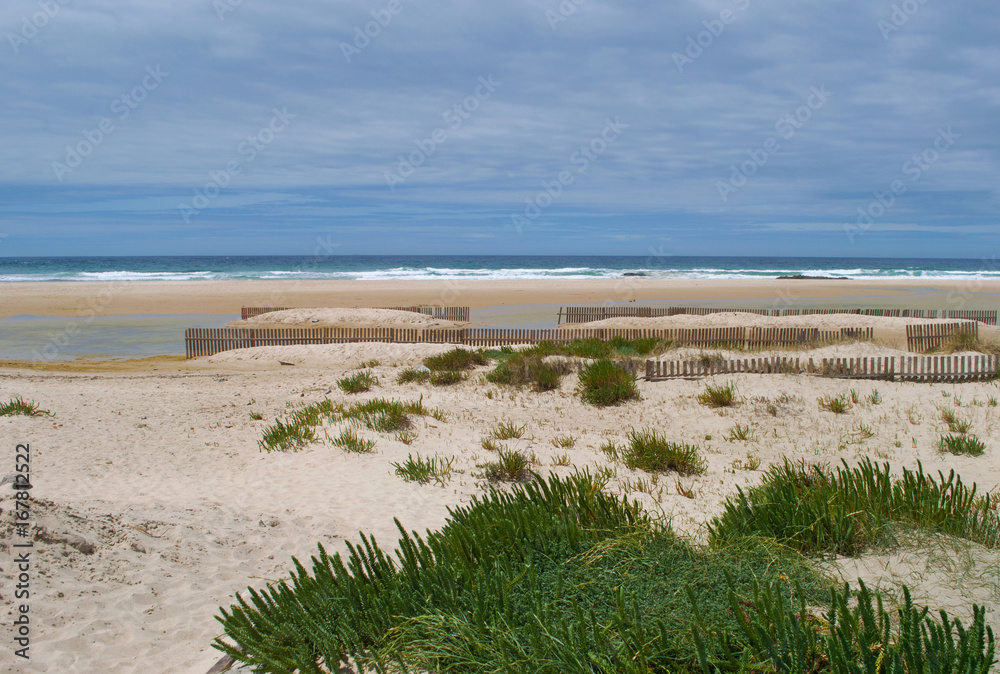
(938, 434, 987, 457)
(577, 359, 639, 407)
(429, 370, 463, 386)
(709, 458, 1000, 556)
(495, 336, 671, 360)
(422, 348, 490, 372)
(818, 393, 852, 414)
(726, 423, 755, 442)
(551, 434, 576, 448)
(940, 407, 972, 434)
(337, 370, 378, 394)
(258, 398, 439, 452)
(697, 382, 738, 408)
(248, 411, 264, 421)
(489, 420, 526, 440)
(605, 428, 708, 476)
(485, 352, 571, 391)
(356, 359, 381, 369)
(0, 397, 53, 417)
(396, 367, 431, 384)
(328, 428, 376, 453)
(392, 453, 455, 485)
(215, 471, 996, 673)
(479, 447, 533, 483)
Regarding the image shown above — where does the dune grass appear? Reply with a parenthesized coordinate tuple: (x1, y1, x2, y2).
(0, 397, 53, 417)
(818, 393, 853, 414)
(577, 359, 639, 407)
(709, 458, 1000, 556)
(938, 434, 986, 456)
(396, 367, 431, 384)
(422, 348, 490, 372)
(610, 428, 707, 476)
(485, 352, 572, 391)
(336, 369, 378, 394)
(215, 471, 995, 674)
(392, 453, 455, 485)
(697, 382, 738, 408)
(479, 447, 534, 483)
(328, 428, 376, 453)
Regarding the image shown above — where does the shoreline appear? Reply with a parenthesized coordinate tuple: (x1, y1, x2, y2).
(2, 278, 999, 318)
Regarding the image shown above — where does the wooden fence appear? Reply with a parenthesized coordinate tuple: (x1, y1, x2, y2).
(645, 354, 999, 383)
(557, 306, 997, 325)
(240, 306, 471, 321)
(186, 326, 873, 358)
(905, 322, 978, 353)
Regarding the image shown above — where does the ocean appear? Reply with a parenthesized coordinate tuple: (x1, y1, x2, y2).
(2, 255, 999, 282)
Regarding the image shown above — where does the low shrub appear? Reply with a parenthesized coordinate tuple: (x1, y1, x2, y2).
(485, 353, 571, 391)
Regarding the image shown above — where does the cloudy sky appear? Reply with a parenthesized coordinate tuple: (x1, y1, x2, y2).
(1, 0, 997, 257)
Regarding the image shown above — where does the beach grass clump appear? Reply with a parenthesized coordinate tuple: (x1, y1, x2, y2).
(818, 393, 853, 414)
(396, 367, 431, 384)
(342, 397, 430, 433)
(489, 420, 525, 440)
(697, 382, 738, 408)
(577, 359, 639, 407)
(337, 370, 379, 394)
(259, 417, 316, 452)
(215, 471, 994, 674)
(520, 336, 671, 359)
(422, 348, 490, 372)
(329, 428, 376, 453)
(940, 407, 972, 433)
(485, 352, 571, 391)
(551, 434, 576, 448)
(429, 370, 463, 386)
(0, 397, 53, 417)
(938, 434, 986, 457)
(392, 453, 455, 485)
(615, 428, 707, 476)
(931, 326, 1000, 355)
(479, 447, 534, 483)
(709, 458, 1000, 556)
(726, 423, 755, 442)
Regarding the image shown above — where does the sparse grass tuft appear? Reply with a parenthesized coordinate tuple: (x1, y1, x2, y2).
(577, 359, 639, 407)
(549, 453, 571, 466)
(697, 382, 738, 408)
(615, 428, 707, 476)
(357, 359, 381, 369)
(0, 397, 53, 417)
(480, 437, 502, 452)
(337, 370, 379, 394)
(490, 421, 526, 440)
(479, 447, 534, 483)
(396, 367, 430, 384)
(329, 428, 376, 453)
(726, 423, 755, 442)
(938, 434, 986, 457)
(249, 411, 264, 421)
(394, 430, 418, 445)
(392, 453, 455, 485)
(940, 407, 972, 434)
(551, 434, 576, 449)
(423, 348, 489, 372)
(485, 353, 571, 391)
(429, 370, 463, 386)
(866, 389, 883, 405)
(818, 394, 852, 414)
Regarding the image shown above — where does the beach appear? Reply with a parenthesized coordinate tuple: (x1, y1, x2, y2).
(3, 277, 1000, 318)
(2, 280, 1000, 672)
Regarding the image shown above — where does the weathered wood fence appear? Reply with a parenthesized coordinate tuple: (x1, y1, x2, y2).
(645, 354, 999, 383)
(557, 306, 997, 325)
(185, 326, 872, 358)
(240, 306, 471, 321)
(905, 322, 978, 352)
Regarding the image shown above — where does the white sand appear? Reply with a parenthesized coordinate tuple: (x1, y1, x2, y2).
(3, 337, 1000, 672)
(227, 307, 469, 330)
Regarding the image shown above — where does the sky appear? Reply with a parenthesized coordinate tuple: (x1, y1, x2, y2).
(0, 0, 998, 258)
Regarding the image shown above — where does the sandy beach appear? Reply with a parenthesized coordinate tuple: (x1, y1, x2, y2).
(2, 283, 1000, 672)
(3, 277, 1000, 317)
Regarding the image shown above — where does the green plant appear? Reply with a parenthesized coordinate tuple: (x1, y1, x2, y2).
(490, 420, 526, 440)
(697, 382, 738, 408)
(394, 430, 417, 445)
(698, 352, 726, 368)
(599, 439, 621, 461)
(423, 348, 489, 372)
(818, 394, 852, 414)
(675, 479, 697, 499)
(343, 398, 430, 433)
(709, 458, 1000, 556)
(551, 434, 576, 449)
(392, 453, 455, 485)
(615, 428, 707, 476)
(940, 407, 972, 433)
(988, 395, 997, 407)
(0, 397, 53, 417)
(866, 389, 882, 405)
(249, 411, 264, 421)
(396, 367, 430, 384)
(485, 352, 571, 391)
(938, 434, 986, 457)
(259, 417, 316, 452)
(430, 370, 463, 386)
(329, 428, 376, 453)
(480, 437, 502, 452)
(577, 359, 639, 407)
(550, 453, 572, 466)
(731, 453, 761, 472)
(357, 359, 381, 369)
(480, 447, 534, 482)
(337, 370, 379, 394)
(726, 423, 755, 442)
